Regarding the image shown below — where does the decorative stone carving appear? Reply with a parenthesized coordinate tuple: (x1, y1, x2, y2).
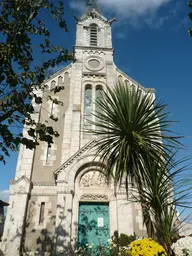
(80, 171, 106, 188)
(84, 56, 104, 72)
(80, 194, 108, 201)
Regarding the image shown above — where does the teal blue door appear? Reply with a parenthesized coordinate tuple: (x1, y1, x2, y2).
(78, 202, 110, 252)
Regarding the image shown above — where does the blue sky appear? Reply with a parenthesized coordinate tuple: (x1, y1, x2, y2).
(0, 0, 192, 210)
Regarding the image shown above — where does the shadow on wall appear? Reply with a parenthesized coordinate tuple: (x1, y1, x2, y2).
(2, 201, 78, 256)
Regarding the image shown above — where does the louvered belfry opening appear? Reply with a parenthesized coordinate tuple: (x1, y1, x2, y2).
(90, 24, 98, 46)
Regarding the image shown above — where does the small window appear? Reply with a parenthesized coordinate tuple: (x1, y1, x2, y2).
(118, 75, 123, 82)
(125, 80, 129, 86)
(84, 85, 92, 128)
(90, 24, 98, 46)
(51, 80, 56, 90)
(46, 145, 51, 164)
(95, 85, 103, 125)
(96, 85, 103, 105)
(51, 102, 56, 116)
(39, 202, 45, 224)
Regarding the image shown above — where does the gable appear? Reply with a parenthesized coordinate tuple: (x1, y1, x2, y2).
(54, 139, 97, 177)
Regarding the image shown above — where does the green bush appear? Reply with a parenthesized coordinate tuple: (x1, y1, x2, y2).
(110, 231, 137, 256)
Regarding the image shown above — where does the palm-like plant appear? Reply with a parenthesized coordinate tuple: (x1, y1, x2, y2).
(86, 81, 189, 249)
(131, 154, 192, 244)
(87, 81, 181, 189)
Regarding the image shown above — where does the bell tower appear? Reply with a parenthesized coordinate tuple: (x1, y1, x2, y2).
(72, 0, 117, 149)
(75, 0, 114, 49)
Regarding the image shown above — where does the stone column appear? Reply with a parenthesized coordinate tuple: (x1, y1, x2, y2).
(1, 178, 31, 256)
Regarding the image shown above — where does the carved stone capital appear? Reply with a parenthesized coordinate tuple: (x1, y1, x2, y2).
(80, 194, 108, 202)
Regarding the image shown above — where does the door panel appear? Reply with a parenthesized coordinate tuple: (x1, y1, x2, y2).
(78, 202, 109, 250)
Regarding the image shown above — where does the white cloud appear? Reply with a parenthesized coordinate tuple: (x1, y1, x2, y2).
(0, 190, 9, 203)
(69, 1, 86, 13)
(70, 0, 173, 28)
(70, 0, 171, 18)
(98, 0, 170, 18)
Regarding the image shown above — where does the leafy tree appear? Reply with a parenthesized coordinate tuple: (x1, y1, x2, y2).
(189, 0, 192, 36)
(0, 0, 73, 164)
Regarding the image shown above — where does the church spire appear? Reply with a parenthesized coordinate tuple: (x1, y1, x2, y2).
(86, 0, 102, 14)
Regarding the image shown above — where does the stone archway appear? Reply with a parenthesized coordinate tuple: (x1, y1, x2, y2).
(72, 162, 114, 251)
(55, 154, 117, 253)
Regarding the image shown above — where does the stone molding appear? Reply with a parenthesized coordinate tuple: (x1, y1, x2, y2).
(54, 139, 96, 176)
(31, 192, 57, 196)
(9, 176, 31, 195)
(84, 56, 104, 72)
(83, 50, 106, 55)
(80, 194, 108, 202)
(33, 183, 56, 187)
(75, 45, 113, 52)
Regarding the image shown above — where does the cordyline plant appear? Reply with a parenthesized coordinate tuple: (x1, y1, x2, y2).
(0, 0, 73, 164)
(87, 81, 182, 189)
(86, 81, 192, 254)
(130, 154, 192, 254)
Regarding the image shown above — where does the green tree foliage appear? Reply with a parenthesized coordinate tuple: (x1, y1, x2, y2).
(189, 0, 192, 36)
(0, 0, 73, 163)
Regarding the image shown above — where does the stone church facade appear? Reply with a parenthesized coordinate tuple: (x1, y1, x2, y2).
(1, 2, 154, 255)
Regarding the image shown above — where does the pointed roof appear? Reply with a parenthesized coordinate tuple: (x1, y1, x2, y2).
(86, 0, 102, 14)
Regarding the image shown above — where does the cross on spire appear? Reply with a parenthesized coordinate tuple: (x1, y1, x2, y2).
(87, 0, 102, 14)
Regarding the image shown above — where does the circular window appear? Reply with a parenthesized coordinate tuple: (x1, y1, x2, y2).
(85, 56, 104, 71)
(88, 59, 100, 69)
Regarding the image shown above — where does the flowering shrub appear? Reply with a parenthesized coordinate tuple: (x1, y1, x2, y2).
(128, 238, 167, 256)
(75, 243, 109, 256)
(109, 232, 137, 256)
(75, 238, 167, 256)
(171, 236, 192, 256)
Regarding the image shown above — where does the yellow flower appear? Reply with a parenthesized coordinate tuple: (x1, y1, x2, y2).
(128, 238, 167, 256)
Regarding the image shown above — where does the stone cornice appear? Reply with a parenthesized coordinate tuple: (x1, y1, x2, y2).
(33, 183, 56, 187)
(74, 45, 114, 52)
(82, 72, 106, 77)
(80, 194, 108, 202)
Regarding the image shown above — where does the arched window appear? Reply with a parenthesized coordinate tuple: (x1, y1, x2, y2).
(84, 85, 92, 128)
(58, 76, 63, 86)
(51, 80, 56, 90)
(96, 85, 103, 105)
(125, 80, 129, 87)
(90, 24, 98, 46)
(95, 85, 103, 124)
